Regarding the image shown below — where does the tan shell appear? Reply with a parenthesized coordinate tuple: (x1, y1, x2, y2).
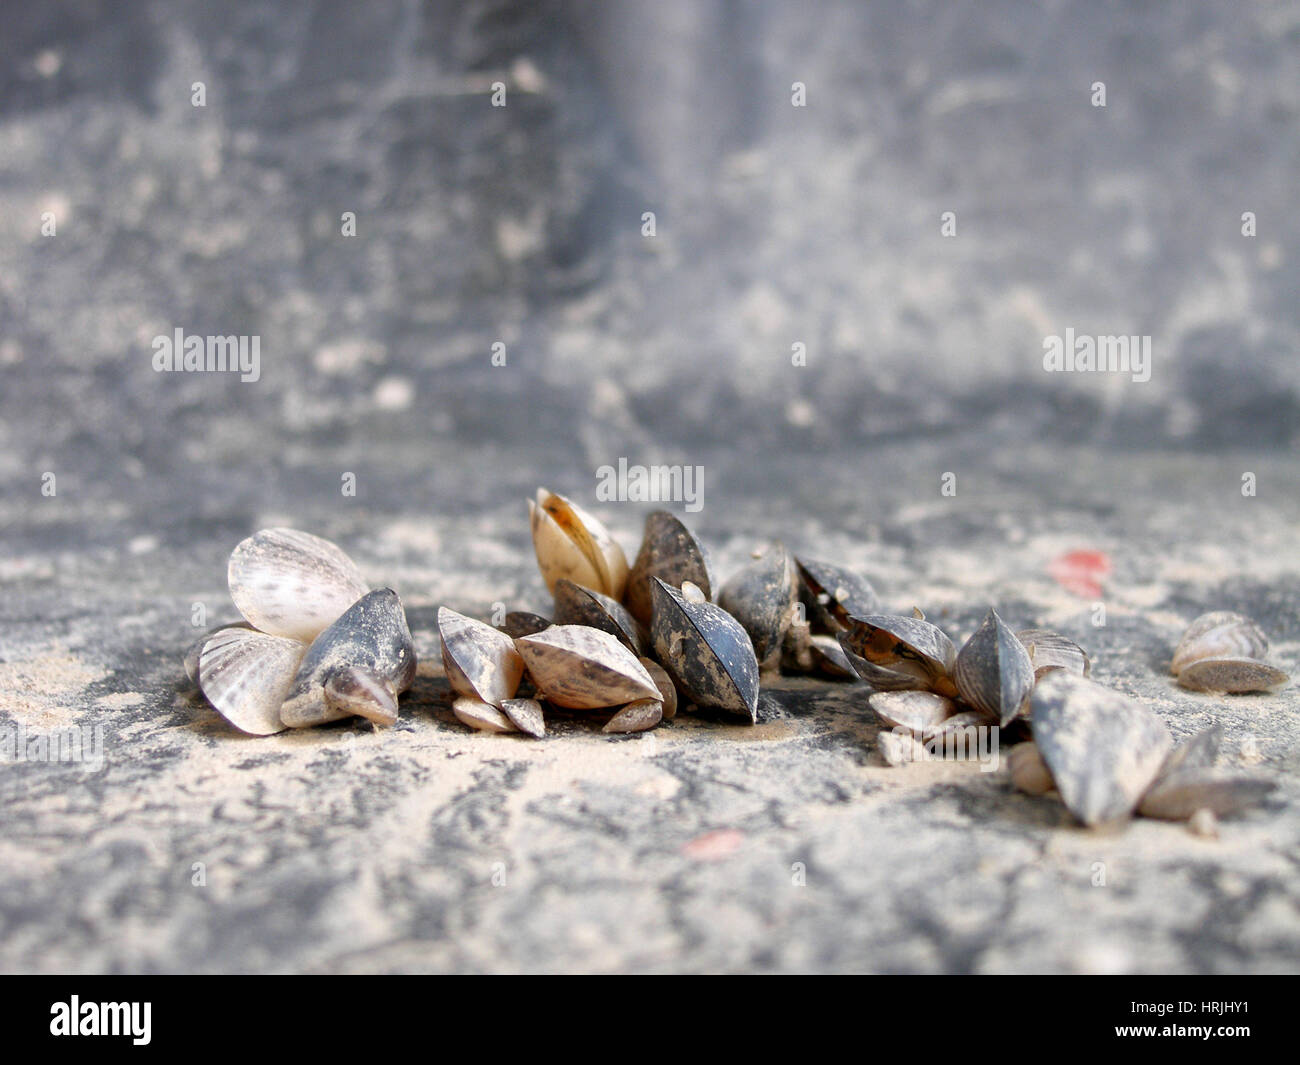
(516, 625, 659, 709)
(603, 699, 664, 733)
(1171, 611, 1268, 675)
(1008, 742, 1055, 796)
(501, 697, 546, 738)
(1015, 628, 1091, 682)
(529, 488, 628, 599)
(868, 690, 959, 734)
(453, 695, 517, 733)
(1175, 657, 1288, 694)
(438, 606, 524, 707)
(639, 657, 678, 720)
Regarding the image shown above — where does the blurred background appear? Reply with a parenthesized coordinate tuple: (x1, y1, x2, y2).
(2, 0, 1298, 530)
(3, 0, 1300, 976)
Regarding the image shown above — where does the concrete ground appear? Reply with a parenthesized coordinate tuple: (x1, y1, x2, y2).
(1, 1, 1297, 973)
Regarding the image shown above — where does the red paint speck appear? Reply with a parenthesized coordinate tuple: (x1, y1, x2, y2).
(682, 829, 744, 860)
(1049, 550, 1111, 599)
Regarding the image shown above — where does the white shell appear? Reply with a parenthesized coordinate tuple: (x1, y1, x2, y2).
(529, 488, 629, 599)
(197, 627, 305, 735)
(228, 528, 370, 642)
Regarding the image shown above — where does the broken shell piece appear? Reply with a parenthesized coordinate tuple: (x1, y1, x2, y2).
(1008, 742, 1055, 796)
(499, 611, 551, 639)
(1156, 726, 1222, 779)
(639, 657, 678, 720)
(439, 606, 525, 707)
(1187, 808, 1218, 838)
(501, 697, 546, 738)
(1030, 672, 1172, 827)
(868, 690, 959, 734)
(516, 625, 659, 709)
(717, 545, 798, 670)
(1175, 657, 1289, 694)
(795, 557, 880, 633)
(1171, 611, 1269, 676)
(954, 609, 1034, 726)
(650, 578, 760, 722)
(838, 613, 958, 696)
(603, 699, 664, 734)
(553, 578, 647, 655)
(453, 696, 517, 733)
(227, 528, 370, 642)
(198, 626, 305, 736)
(878, 729, 933, 766)
(1015, 628, 1091, 682)
(529, 488, 628, 599)
(1138, 769, 1276, 821)
(280, 589, 417, 728)
(624, 511, 713, 625)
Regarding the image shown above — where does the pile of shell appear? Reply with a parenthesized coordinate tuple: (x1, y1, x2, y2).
(183, 505, 1288, 834)
(185, 529, 416, 735)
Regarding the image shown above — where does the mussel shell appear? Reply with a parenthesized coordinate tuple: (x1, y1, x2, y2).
(197, 626, 304, 736)
(1175, 657, 1289, 694)
(515, 625, 660, 709)
(501, 697, 546, 738)
(1171, 611, 1268, 676)
(625, 511, 713, 625)
(1015, 628, 1091, 681)
(717, 545, 797, 667)
(639, 656, 678, 720)
(227, 527, 371, 643)
(184, 621, 253, 686)
(839, 613, 957, 694)
(499, 611, 551, 639)
(439, 606, 525, 707)
(529, 488, 629, 599)
(795, 557, 880, 632)
(1029, 672, 1172, 826)
(453, 695, 517, 733)
(603, 699, 664, 734)
(650, 578, 759, 722)
(1138, 769, 1276, 821)
(1156, 726, 1222, 780)
(553, 578, 647, 655)
(280, 589, 417, 728)
(954, 609, 1034, 726)
(807, 633, 857, 679)
(1008, 742, 1055, 795)
(868, 690, 959, 734)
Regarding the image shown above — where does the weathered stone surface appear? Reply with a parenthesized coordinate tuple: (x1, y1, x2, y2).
(1, 2, 1298, 974)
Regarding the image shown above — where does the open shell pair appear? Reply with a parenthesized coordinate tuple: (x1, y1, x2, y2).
(185, 529, 416, 735)
(1170, 611, 1289, 694)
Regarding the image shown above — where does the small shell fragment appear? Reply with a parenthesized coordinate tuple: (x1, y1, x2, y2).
(1138, 768, 1276, 821)
(954, 609, 1034, 725)
(624, 511, 713, 625)
(603, 699, 664, 734)
(1008, 742, 1055, 796)
(529, 488, 628, 599)
(501, 697, 546, 738)
(227, 528, 370, 642)
(807, 633, 857, 679)
(650, 578, 760, 722)
(1187, 808, 1218, 838)
(1029, 672, 1172, 826)
(439, 606, 525, 707)
(516, 625, 660, 709)
(1015, 628, 1091, 682)
(453, 696, 517, 733)
(639, 656, 678, 720)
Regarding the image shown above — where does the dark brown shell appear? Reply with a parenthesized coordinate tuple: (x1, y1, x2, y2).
(954, 609, 1034, 725)
(650, 578, 758, 721)
(625, 511, 713, 625)
(717, 545, 798, 668)
(553, 578, 648, 655)
(795, 557, 880, 632)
